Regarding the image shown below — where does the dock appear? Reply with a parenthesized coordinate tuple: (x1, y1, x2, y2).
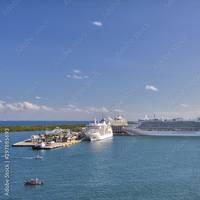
(12, 140, 81, 149)
(12, 140, 37, 147)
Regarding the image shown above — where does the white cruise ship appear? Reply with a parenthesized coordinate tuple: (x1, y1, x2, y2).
(85, 119, 113, 141)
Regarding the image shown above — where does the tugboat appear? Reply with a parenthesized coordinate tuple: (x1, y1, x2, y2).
(24, 178, 43, 186)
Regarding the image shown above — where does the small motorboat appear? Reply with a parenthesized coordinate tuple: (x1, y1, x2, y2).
(24, 178, 43, 186)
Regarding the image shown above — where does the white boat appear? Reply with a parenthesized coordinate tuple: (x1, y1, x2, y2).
(32, 142, 46, 150)
(85, 119, 113, 141)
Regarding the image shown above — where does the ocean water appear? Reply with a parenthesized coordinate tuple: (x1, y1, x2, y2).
(1, 131, 200, 200)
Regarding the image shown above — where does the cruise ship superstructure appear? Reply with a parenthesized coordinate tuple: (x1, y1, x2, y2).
(138, 118, 200, 131)
(109, 115, 128, 133)
(85, 119, 113, 141)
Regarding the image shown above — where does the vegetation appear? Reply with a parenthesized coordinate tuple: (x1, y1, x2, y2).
(0, 124, 85, 133)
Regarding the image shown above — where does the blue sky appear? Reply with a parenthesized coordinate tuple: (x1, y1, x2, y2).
(1, 0, 200, 120)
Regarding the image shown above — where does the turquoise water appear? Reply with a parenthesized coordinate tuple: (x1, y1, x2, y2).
(1, 132, 200, 200)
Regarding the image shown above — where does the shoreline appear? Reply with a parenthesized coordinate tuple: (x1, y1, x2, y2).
(0, 124, 85, 133)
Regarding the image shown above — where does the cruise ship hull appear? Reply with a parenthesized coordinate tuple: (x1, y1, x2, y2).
(85, 132, 113, 141)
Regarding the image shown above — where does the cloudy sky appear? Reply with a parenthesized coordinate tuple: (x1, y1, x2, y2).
(1, 0, 200, 120)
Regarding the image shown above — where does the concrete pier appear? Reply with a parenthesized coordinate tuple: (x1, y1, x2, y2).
(12, 140, 81, 149)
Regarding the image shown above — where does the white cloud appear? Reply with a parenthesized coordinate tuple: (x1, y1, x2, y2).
(180, 103, 189, 108)
(35, 96, 48, 101)
(67, 69, 89, 80)
(0, 101, 110, 114)
(73, 69, 81, 73)
(23, 102, 41, 111)
(92, 21, 103, 27)
(5, 96, 12, 100)
(0, 100, 54, 112)
(6, 103, 24, 111)
(0, 101, 5, 111)
(40, 105, 54, 111)
(0, 100, 128, 120)
(88, 106, 109, 113)
(145, 85, 159, 92)
(62, 104, 109, 114)
(113, 109, 124, 113)
(73, 74, 83, 80)
(63, 104, 83, 112)
(35, 96, 42, 100)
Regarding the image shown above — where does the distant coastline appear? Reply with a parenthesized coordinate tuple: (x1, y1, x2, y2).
(0, 121, 86, 133)
(0, 120, 90, 126)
